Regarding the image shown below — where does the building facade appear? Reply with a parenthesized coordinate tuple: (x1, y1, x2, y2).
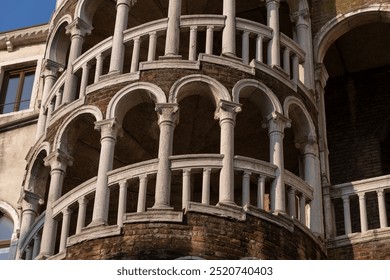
(0, 0, 389, 260)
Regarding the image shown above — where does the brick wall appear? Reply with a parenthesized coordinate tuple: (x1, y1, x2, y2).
(64, 212, 326, 260)
(328, 237, 390, 259)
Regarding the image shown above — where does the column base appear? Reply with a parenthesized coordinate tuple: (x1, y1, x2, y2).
(159, 54, 182, 61)
(149, 205, 174, 211)
(221, 52, 242, 62)
(87, 219, 107, 228)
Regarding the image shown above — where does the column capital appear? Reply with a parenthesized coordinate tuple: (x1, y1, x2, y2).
(290, 9, 310, 26)
(295, 137, 319, 155)
(155, 103, 179, 126)
(376, 188, 385, 195)
(214, 100, 242, 122)
(44, 149, 73, 170)
(94, 118, 121, 141)
(116, 0, 134, 7)
(358, 192, 366, 199)
(42, 59, 64, 77)
(20, 190, 44, 207)
(266, 0, 280, 8)
(315, 63, 329, 90)
(262, 112, 291, 134)
(66, 18, 93, 38)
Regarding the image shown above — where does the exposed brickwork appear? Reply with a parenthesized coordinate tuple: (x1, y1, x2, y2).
(64, 212, 326, 260)
(328, 238, 390, 260)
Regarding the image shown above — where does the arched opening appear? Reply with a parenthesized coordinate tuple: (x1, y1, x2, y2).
(0, 212, 13, 260)
(48, 21, 71, 69)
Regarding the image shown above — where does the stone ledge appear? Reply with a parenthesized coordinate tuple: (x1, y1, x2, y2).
(124, 210, 183, 223)
(244, 205, 294, 232)
(187, 202, 246, 221)
(86, 72, 140, 94)
(199, 53, 255, 75)
(67, 224, 121, 247)
(140, 60, 200, 71)
(326, 227, 390, 248)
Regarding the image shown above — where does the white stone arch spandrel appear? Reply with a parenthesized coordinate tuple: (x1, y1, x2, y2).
(53, 105, 104, 152)
(232, 79, 282, 117)
(283, 96, 316, 141)
(169, 74, 231, 104)
(107, 82, 167, 123)
(314, 4, 390, 64)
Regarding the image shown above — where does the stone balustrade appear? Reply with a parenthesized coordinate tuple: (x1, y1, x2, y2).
(330, 175, 390, 237)
(19, 154, 313, 259)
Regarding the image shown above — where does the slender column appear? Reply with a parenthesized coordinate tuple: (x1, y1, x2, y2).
(215, 101, 241, 204)
(283, 48, 291, 76)
(288, 188, 296, 218)
(137, 175, 148, 212)
(242, 31, 250, 64)
(94, 54, 105, 83)
(130, 37, 141, 72)
(189, 26, 198, 61)
(109, 0, 131, 74)
(377, 189, 388, 228)
(242, 171, 251, 206)
(222, 0, 236, 56)
(79, 63, 90, 98)
(40, 150, 73, 257)
(62, 18, 92, 104)
(147, 32, 157, 62)
(164, 0, 182, 57)
(45, 100, 55, 130)
(257, 176, 265, 209)
(300, 194, 306, 225)
(300, 139, 323, 235)
(19, 191, 41, 243)
(25, 246, 33, 260)
(182, 169, 191, 209)
(76, 197, 88, 234)
(59, 208, 72, 252)
(205, 26, 214, 55)
(292, 55, 299, 83)
(263, 112, 290, 212)
(32, 234, 41, 259)
(153, 104, 179, 209)
(117, 181, 128, 227)
(54, 89, 63, 109)
(358, 192, 368, 233)
(89, 119, 119, 226)
(291, 9, 314, 89)
(266, 0, 280, 66)
(202, 168, 211, 204)
(256, 35, 264, 63)
(342, 195, 352, 235)
(35, 60, 62, 139)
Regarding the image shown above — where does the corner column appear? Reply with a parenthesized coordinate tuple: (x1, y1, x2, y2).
(62, 18, 92, 104)
(164, 0, 182, 58)
(215, 100, 241, 204)
(153, 104, 179, 209)
(222, 0, 236, 57)
(263, 112, 290, 212)
(39, 150, 73, 257)
(266, 0, 280, 66)
(109, 0, 132, 74)
(89, 119, 119, 227)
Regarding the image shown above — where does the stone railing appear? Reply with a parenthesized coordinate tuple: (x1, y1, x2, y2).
(43, 15, 306, 120)
(330, 175, 390, 238)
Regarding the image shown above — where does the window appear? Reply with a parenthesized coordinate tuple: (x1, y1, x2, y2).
(0, 67, 35, 114)
(0, 212, 13, 260)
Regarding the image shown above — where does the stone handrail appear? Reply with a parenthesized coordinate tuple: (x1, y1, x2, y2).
(234, 155, 277, 178)
(19, 211, 45, 254)
(284, 169, 313, 200)
(180, 14, 226, 29)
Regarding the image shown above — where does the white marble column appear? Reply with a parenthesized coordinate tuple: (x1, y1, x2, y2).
(117, 181, 128, 226)
(147, 32, 157, 61)
(137, 175, 148, 212)
(206, 26, 214, 55)
(189, 26, 198, 61)
(109, 0, 131, 74)
(32, 234, 41, 259)
(130, 37, 141, 72)
(358, 192, 368, 233)
(377, 189, 388, 228)
(242, 31, 250, 64)
(263, 112, 290, 212)
(59, 208, 72, 252)
(35, 60, 62, 140)
(182, 169, 191, 209)
(62, 18, 92, 104)
(292, 9, 314, 89)
(153, 104, 179, 209)
(266, 0, 280, 66)
(215, 100, 241, 204)
(202, 168, 211, 205)
(89, 119, 119, 227)
(79, 63, 90, 98)
(94, 54, 105, 83)
(19, 191, 41, 243)
(164, 0, 182, 57)
(300, 139, 324, 235)
(40, 150, 73, 257)
(299, 194, 306, 225)
(76, 197, 88, 234)
(342, 195, 352, 235)
(222, 0, 236, 57)
(288, 187, 296, 218)
(242, 171, 251, 206)
(257, 176, 265, 209)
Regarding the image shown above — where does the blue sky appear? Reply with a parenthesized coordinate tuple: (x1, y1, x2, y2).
(0, 0, 56, 32)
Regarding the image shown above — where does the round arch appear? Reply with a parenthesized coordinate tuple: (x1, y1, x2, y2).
(53, 105, 104, 152)
(283, 96, 316, 142)
(107, 82, 167, 124)
(314, 4, 390, 64)
(24, 142, 51, 193)
(169, 74, 231, 104)
(232, 79, 282, 117)
(75, 0, 105, 26)
(0, 201, 20, 241)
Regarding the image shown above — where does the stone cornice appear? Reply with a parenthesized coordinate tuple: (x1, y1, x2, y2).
(0, 24, 49, 51)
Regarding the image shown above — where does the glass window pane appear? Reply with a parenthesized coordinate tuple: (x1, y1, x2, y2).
(19, 72, 35, 111)
(2, 76, 19, 114)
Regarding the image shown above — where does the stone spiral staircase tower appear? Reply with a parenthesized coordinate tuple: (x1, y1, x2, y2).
(16, 0, 334, 260)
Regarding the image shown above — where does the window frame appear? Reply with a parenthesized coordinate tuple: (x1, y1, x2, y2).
(0, 66, 36, 114)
